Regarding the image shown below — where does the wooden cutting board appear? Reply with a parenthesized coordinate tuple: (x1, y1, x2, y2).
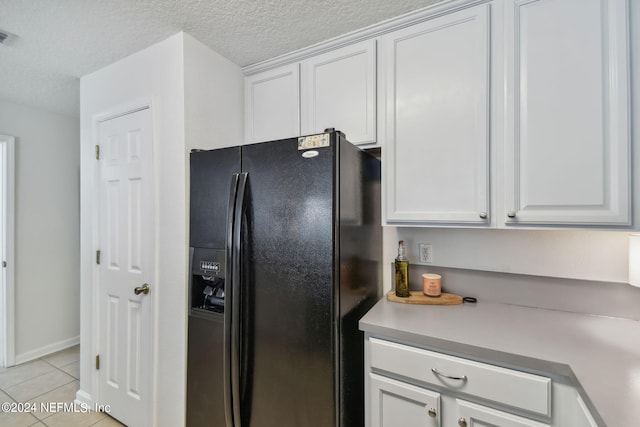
(387, 290, 463, 305)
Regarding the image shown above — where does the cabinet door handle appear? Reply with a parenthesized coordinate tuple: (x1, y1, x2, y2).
(428, 408, 437, 418)
(431, 367, 467, 381)
(479, 212, 487, 219)
(458, 417, 468, 427)
(507, 211, 517, 218)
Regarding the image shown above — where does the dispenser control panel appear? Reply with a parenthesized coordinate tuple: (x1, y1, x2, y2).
(200, 261, 220, 273)
(191, 248, 226, 314)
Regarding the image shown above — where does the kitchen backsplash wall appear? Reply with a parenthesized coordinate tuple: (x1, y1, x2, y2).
(383, 227, 630, 289)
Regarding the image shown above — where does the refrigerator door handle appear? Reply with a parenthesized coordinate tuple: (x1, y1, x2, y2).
(231, 172, 248, 427)
(224, 173, 240, 427)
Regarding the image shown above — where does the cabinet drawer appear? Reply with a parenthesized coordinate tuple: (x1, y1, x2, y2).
(369, 338, 551, 416)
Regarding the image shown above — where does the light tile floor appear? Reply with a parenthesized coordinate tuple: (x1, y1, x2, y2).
(0, 346, 125, 427)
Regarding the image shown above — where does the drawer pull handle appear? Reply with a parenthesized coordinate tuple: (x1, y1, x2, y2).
(431, 367, 467, 381)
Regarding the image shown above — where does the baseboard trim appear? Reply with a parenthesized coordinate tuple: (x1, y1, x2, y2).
(75, 388, 93, 407)
(14, 335, 80, 365)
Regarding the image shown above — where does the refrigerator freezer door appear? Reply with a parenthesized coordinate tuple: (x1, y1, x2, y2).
(188, 146, 240, 427)
(240, 138, 337, 427)
(190, 147, 241, 249)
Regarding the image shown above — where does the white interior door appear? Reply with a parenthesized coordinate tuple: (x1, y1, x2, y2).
(97, 108, 154, 427)
(0, 135, 15, 368)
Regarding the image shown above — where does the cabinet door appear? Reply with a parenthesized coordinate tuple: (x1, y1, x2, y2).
(301, 39, 376, 145)
(383, 4, 491, 225)
(456, 399, 549, 427)
(504, 0, 630, 226)
(245, 64, 300, 144)
(370, 373, 440, 427)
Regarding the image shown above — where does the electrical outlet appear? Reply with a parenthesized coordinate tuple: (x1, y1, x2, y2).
(419, 244, 433, 264)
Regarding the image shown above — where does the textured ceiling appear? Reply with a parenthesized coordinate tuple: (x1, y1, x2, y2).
(0, 0, 441, 117)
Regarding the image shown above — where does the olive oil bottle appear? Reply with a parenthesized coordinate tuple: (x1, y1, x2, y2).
(394, 240, 410, 297)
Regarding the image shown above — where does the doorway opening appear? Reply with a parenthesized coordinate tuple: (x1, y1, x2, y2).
(0, 134, 15, 368)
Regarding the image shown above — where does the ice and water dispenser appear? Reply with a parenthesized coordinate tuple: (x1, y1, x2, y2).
(190, 248, 225, 314)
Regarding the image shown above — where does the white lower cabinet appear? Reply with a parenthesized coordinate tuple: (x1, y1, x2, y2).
(576, 395, 598, 427)
(456, 399, 549, 427)
(365, 336, 595, 427)
(367, 375, 552, 427)
(368, 338, 551, 417)
(370, 373, 440, 427)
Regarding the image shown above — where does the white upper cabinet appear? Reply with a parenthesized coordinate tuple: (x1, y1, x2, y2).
(382, 4, 491, 225)
(245, 64, 300, 144)
(301, 39, 377, 145)
(243, 0, 636, 229)
(245, 40, 377, 146)
(503, 0, 631, 226)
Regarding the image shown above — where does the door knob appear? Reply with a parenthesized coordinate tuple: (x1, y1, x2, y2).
(458, 418, 468, 427)
(428, 408, 437, 418)
(134, 283, 150, 295)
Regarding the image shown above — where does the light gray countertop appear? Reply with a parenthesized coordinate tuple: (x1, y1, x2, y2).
(359, 297, 640, 427)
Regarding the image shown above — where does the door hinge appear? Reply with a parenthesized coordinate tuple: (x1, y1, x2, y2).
(95, 145, 100, 160)
(96, 355, 100, 370)
(96, 250, 101, 265)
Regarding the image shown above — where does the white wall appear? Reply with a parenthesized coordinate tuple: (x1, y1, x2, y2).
(80, 32, 185, 427)
(184, 33, 244, 151)
(79, 32, 243, 427)
(0, 99, 80, 361)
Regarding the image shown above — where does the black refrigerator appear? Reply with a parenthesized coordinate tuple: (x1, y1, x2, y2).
(186, 130, 381, 427)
